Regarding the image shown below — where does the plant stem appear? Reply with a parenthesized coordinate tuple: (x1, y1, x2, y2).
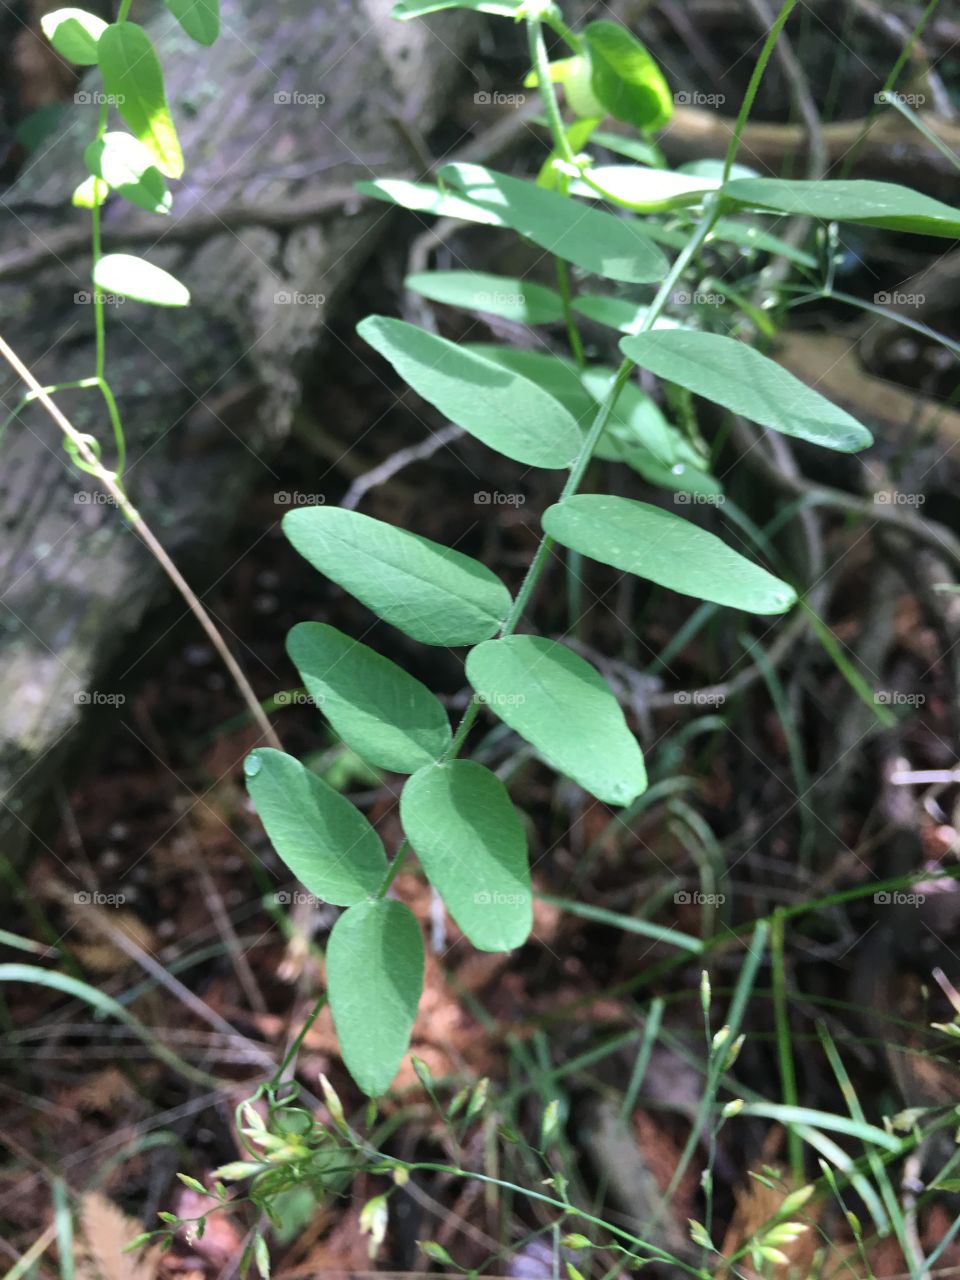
(0, 334, 283, 753)
(722, 0, 801, 183)
(528, 19, 576, 165)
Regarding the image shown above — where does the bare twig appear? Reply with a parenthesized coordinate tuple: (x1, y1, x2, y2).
(0, 334, 282, 752)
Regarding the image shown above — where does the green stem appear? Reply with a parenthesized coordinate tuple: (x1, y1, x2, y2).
(528, 19, 576, 165)
(722, 0, 801, 184)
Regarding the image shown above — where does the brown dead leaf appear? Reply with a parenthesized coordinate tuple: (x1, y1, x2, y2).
(719, 1168, 819, 1279)
(78, 1192, 161, 1280)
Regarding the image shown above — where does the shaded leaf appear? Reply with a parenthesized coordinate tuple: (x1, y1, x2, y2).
(405, 271, 565, 325)
(401, 761, 532, 950)
(467, 635, 647, 805)
(287, 622, 451, 773)
(164, 0, 219, 44)
(620, 329, 872, 452)
(283, 507, 511, 646)
(244, 748, 387, 905)
(327, 899, 423, 1096)
(84, 133, 170, 215)
(722, 176, 960, 238)
(359, 315, 581, 468)
(543, 494, 796, 614)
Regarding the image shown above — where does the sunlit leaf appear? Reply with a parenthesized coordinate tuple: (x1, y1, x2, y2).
(93, 253, 189, 306)
(41, 7, 106, 63)
(98, 22, 184, 177)
(84, 133, 171, 215)
(405, 271, 565, 325)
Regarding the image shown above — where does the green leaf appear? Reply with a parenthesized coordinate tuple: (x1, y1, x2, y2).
(357, 178, 503, 225)
(286, 622, 452, 773)
(71, 174, 109, 208)
(582, 21, 673, 130)
(327, 899, 424, 1097)
(439, 163, 668, 284)
(466, 636, 646, 805)
(572, 295, 685, 334)
(391, 0, 521, 16)
(620, 330, 872, 453)
(84, 133, 171, 215)
(405, 271, 565, 325)
(591, 129, 664, 165)
(400, 761, 532, 950)
(93, 254, 190, 306)
(283, 507, 511, 646)
(580, 367, 718, 494)
(574, 165, 719, 212)
(41, 7, 106, 63)
(164, 0, 219, 44)
(722, 177, 960, 239)
(358, 316, 581, 469)
(244, 748, 387, 905)
(543, 494, 796, 614)
(464, 346, 595, 424)
(98, 22, 183, 177)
